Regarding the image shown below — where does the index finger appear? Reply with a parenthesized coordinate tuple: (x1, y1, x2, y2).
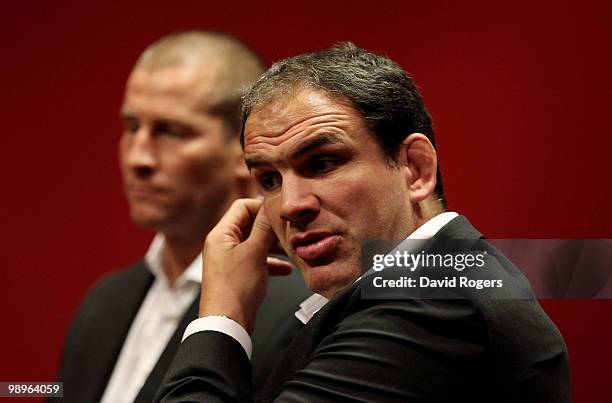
(214, 198, 263, 242)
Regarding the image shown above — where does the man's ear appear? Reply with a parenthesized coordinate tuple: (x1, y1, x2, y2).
(397, 133, 437, 203)
(231, 140, 250, 180)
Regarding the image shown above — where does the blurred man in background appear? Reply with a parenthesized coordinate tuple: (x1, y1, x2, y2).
(53, 30, 308, 403)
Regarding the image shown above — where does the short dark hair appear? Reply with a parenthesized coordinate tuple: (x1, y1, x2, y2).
(136, 30, 265, 137)
(241, 42, 446, 208)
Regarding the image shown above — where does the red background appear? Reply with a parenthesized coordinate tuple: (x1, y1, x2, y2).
(1, 1, 610, 401)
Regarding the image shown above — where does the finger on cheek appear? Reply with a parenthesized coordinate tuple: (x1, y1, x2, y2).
(266, 257, 293, 276)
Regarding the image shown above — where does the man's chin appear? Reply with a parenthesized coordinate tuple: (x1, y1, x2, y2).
(299, 260, 359, 299)
(129, 210, 171, 230)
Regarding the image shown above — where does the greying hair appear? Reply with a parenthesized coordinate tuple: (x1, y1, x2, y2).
(240, 42, 446, 208)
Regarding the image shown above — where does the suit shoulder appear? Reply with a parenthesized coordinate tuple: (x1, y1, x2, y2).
(83, 260, 151, 302)
(67, 260, 152, 332)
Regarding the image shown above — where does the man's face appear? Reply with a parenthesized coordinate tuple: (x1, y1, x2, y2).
(244, 89, 415, 298)
(119, 65, 242, 236)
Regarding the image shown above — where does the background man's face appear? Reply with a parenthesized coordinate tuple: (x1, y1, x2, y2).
(244, 89, 415, 297)
(119, 65, 241, 235)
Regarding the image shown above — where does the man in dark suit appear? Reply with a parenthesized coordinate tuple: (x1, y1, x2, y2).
(155, 42, 570, 402)
(53, 31, 309, 403)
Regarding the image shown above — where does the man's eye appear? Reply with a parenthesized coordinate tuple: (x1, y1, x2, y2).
(160, 128, 186, 138)
(259, 172, 282, 191)
(156, 122, 191, 138)
(163, 131, 182, 138)
(123, 119, 140, 134)
(307, 158, 339, 175)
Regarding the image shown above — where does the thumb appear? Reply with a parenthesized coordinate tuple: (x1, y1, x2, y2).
(246, 205, 277, 258)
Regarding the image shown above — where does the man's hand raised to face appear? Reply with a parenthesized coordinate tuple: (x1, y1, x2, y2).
(199, 198, 293, 334)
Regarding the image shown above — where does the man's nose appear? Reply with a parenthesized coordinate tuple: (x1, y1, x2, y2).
(123, 128, 158, 176)
(280, 175, 320, 224)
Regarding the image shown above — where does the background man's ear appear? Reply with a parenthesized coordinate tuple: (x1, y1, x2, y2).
(235, 156, 251, 180)
(229, 139, 257, 198)
(398, 133, 437, 203)
(231, 140, 250, 180)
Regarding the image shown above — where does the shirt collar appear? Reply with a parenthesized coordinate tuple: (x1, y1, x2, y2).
(361, 211, 459, 276)
(295, 212, 459, 324)
(406, 211, 459, 240)
(144, 233, 202, 287)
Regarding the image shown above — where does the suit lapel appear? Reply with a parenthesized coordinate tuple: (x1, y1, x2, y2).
(90, 261, 154, 402)
(258, 285, 356, 402)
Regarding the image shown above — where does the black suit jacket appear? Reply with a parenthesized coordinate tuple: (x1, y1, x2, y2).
(53, 260, 309, 403)
(155, 216, 570, 403)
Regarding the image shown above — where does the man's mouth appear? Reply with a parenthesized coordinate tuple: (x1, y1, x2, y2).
(291, 232, 342, 261)
(129, 184, 163, 198)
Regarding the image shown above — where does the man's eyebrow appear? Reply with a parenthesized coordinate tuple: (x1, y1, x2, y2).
(119, 108, 134, 120)
(291, 133, 344, 160)
(245, 133, 344, 170)
(245, 156, 266, 170)
(118, 111, 189, 131)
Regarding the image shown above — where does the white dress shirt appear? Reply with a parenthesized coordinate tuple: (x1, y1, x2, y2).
(100, 234, 201, 403)
(182, 212, 459, 358)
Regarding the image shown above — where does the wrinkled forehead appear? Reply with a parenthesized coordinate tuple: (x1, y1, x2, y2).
(243, 89, 361, 145)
